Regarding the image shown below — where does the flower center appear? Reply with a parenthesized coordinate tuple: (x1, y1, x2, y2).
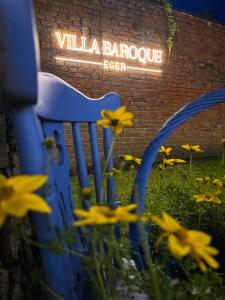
(103, 211, 115, 218)
(0, 186, 14, 201)
(111, 119, 119, 126)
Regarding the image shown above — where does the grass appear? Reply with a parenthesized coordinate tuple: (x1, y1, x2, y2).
(72, 157, 225, 266)
(71, 157, 225, 297)
(72, 156, 225, 228)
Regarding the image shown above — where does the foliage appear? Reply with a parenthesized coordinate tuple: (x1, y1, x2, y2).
(162, 0, 179, 64)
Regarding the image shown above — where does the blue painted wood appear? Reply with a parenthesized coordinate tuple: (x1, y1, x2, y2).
(129, 88, 225, 246)
(72, 122, 90, 210)
(36, 72, 121, 122)
(103, 128, 119, 208)
(0, 0, 39, 106)
(13, 109, 80, 300)
(88, 123, 103, 203)
(42, 121, 84, 299)
(1, 0, 122, 298)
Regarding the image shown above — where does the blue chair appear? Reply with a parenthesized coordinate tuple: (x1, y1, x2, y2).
(1, 1, 225, 299)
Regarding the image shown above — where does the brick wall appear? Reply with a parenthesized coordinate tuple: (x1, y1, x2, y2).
(34, 0, 225, 167)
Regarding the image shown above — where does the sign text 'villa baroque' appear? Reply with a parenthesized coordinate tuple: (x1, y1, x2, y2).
(55, 31, 163, 73)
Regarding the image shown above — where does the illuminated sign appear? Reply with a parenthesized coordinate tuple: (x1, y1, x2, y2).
(54, 31, 163, 73)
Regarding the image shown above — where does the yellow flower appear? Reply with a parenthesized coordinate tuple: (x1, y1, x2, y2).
(221, 139, 225, 146)
(123, 154, 142, 165)
(196, 176, 212, 184)
(164, 158, 186, 166)
(152, 212, 183, 234)
(107, 168, 121, 176)
(195, 177, 204, 183)
(159, 146, 172, 156)
(158, 164, 164, 171)
(212, 178, 224, 188)
(173, 159, 186, 164)
(181, 144, 204, 152)
(168, 230, 219, 272)
(164, 159, 175, 166)
(0, 175, 51, 227)
(97, 106, 133, 135)
(43, 137, 55, 149)
(152, 212, 219, 272)
(81, 187, 92, 200)
(74, 204, 143, 226)
(194, 192, 222, 204)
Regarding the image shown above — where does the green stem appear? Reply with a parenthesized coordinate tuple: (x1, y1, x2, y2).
(162, 154, 165, 181)
(40, 280, 64, 300)
(93, 228, 107, 299)
(138, 222, 162, 300)
(100, 135, 116, 205)
(222, 147, 225, 166)
(27, 239, 89, 259)
(189, 152, 193, 175)
(198, 211, 203, 227)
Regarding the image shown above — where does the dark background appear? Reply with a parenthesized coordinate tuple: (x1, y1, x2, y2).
(172, 0, 225, 24)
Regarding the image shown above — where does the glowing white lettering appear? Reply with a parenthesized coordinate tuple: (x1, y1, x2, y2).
(54, 31, 163, 73)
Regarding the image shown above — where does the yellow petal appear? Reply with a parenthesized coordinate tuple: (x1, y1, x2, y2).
(168, 235, 190, 257)
(120, 112, 134, 121)
(19, 194, 51, 213)
(114, 106, 126, 118)
(197, 248, 219, 269)
(181, 144, 191, 151)
(2, 200, 28, 217)
(204, 246, 219, 256)
(0, 175, 7, 185)
(121, 120, 133, 126)
(197, 259, 208, 272)
(8, 175, 47, 194)
(74, 218, 95, 227)
(162, 212, 183, 232)
(113, 125, 123, 134)
(188, 230, 211, 245)
(120, 204, 137, 212)
(101, 110, 114, 120)
(159, 146, 165, 153)
(97, 119, 111, 127)
(73, 209, 91, 218)
(124, 155, 133, 161)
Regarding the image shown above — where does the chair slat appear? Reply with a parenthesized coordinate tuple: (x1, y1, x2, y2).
(72, 122, 90, 209)
(88, 122, 103, 203)
(103, 128, 118, 208)
(42, 121, 76, 225)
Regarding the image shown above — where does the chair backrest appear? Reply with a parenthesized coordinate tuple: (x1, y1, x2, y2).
(0, 1, 121, 299)
(129, 88, 225, 247)
(1, 1, 225, 299)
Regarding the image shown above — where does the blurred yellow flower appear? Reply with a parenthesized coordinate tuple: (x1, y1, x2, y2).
(81, 187, 93, 200)
(107, 168, 121, 176)
(0, 175, 51, 227)
(194, 192, 222, 204)
(173, 159, 186, 164)
(152, 212, 219, 272)
(221, 138, 225, 146)
(164, 159, 175, 166)
(152, 212, 183, 234)
(212, 178, 224, 188)
(123, 154, 142, 165)
(195, 176, 212, 184)
(159, 146, 172, 156)
(74, 204, 143, 226)
(97, 106, 133, 135)
(181, 144, 204, 152)
(164, 158, 186, 166)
